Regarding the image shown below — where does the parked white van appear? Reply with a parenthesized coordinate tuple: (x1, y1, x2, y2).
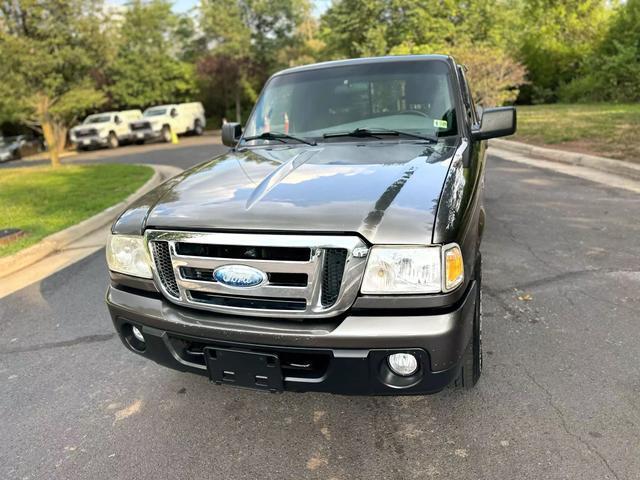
(70, 110, 142, 150)
(129, 102, 206, 143)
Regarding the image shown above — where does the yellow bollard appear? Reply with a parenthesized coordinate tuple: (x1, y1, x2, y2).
(171, 129, 179, 144)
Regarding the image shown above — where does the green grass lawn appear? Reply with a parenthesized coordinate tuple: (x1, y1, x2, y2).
(514, 103, 640, 162)
(0, 164, 153, 257)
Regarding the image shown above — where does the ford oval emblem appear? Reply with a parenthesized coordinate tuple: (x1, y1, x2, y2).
(213, 265, 267, 289)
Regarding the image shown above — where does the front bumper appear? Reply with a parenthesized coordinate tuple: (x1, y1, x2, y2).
(106, 280, 476, 395)
(130, 129, 161, 141)
(72, 136, 108, 147)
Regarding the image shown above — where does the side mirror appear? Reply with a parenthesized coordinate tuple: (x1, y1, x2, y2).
(115, 116, 122, 125)
(222, 122, 242, 147)
(472, 107, 516, 141)
(171, 110, 178, 118)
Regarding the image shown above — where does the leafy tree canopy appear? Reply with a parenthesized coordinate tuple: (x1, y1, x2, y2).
(106, 0, 197, 109)
(0, 0, 108, 165)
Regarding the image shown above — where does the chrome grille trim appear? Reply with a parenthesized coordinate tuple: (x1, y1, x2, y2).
(145, 230, 369, 319)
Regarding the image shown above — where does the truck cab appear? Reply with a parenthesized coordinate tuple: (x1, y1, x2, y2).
(70, 110, 142, 150)
(106, 56, 516, 395)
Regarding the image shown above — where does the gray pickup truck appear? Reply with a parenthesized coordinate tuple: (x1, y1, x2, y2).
(105, 55, 516, 395)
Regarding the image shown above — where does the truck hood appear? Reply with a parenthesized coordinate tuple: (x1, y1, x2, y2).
(144, 141, 458, 244)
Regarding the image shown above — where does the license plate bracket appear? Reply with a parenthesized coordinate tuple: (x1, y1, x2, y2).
(204, 347, 283, 392)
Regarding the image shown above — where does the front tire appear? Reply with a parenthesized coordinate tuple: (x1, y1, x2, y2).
(194, 120, 204, 136)
(107, 132, 119, 149)
(161, 125, 172, 143)
(455, 254, 482, 389)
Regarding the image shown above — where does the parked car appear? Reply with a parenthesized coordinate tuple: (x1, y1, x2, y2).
(128, 102, 205, 144)
(0, 134, 44, 162)
(69, 110, 142, 150)
(105, 55, 516, 395)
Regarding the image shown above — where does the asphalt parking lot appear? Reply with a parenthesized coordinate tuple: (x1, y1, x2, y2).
(1, 140, 639, 479)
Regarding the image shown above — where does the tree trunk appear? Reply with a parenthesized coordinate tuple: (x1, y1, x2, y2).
(41, 120, 61, 168)
(34, 94, 63, 168)
(235, 88, 241, 123)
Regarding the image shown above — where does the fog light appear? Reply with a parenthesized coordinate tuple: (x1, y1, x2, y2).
(387, 353, 418, 376)
(132, 325, 145, 343)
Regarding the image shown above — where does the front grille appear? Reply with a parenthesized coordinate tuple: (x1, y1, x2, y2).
(75, 129, 97, 138)
(190, 291, 307, 311)
(150, 241, 179, 297)
(130, 122, 150, 131)
(175, 242, 310, 261)
(322, 249, 348, 307)
(146, 230, 369, 319)
(179, 266, 307, 287)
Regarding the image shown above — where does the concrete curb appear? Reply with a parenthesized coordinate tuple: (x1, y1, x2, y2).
(490, 138, 640, 181)
(0, 164, 181, 279)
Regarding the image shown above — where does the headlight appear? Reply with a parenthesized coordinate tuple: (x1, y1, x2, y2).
(360, 244, 463, 294)
(106, 234, 152, 278)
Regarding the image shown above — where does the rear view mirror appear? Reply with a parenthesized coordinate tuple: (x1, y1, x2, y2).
(222, 122, 242, 147)
(472, 107, 516, 141)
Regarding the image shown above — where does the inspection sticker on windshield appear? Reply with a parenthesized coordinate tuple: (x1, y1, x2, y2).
(433, 119, 448, 129)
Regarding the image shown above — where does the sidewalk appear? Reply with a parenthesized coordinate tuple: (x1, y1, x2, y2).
(491, 138, 640, 181)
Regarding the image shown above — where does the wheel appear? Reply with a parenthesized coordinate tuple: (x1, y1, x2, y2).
(161, 125, 172, 143)
(194, 120, 204, 136)
(455, 254, 482, 389)
(107, 132, 119, 149)
(135, 140, 145, 145)
(76, 145, 86, 152)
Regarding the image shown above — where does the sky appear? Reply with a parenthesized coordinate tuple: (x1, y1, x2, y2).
(109, 0, 332, 16)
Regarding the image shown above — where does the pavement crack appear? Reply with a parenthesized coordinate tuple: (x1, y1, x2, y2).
(491, 268, 640, 295)
(483, 286, 526, 320)
(0, 333, 116, 355)
(523, 368, 621, 480)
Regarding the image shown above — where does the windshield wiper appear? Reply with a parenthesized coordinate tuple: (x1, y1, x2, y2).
(323, 128, 437, 143)
(242, 131, 317, 146)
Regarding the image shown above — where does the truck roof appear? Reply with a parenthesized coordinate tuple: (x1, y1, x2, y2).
(273, 54, 452, 77)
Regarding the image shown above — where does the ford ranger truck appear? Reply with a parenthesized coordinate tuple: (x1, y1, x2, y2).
(106, 55, 516, 395)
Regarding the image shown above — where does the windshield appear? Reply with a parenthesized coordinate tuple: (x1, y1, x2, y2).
(144, 109, 167, 117)
(84, 115, 111, 124)
(243, 59, 457, 144)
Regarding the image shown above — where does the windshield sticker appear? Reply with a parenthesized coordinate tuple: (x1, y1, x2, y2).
(433, 119, 448, 129)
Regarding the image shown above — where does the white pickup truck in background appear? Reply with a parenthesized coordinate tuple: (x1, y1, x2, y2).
(128, 102, 206, 144)
(70, 110, 142, 150)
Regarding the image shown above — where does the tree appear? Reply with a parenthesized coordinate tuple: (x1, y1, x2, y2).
(199, 0, 309, 122)
(561, 0, 640, 102)
(320, 0, 521, 58)
(107, 0, 197, 109)
(391, 42, 527, 106)
(0, 0, 108, 167)
(199, 0, 252, 122)
(516, 0, 611, 103)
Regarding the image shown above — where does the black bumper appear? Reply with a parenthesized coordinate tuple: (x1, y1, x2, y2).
(106, 280, 477, 395)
